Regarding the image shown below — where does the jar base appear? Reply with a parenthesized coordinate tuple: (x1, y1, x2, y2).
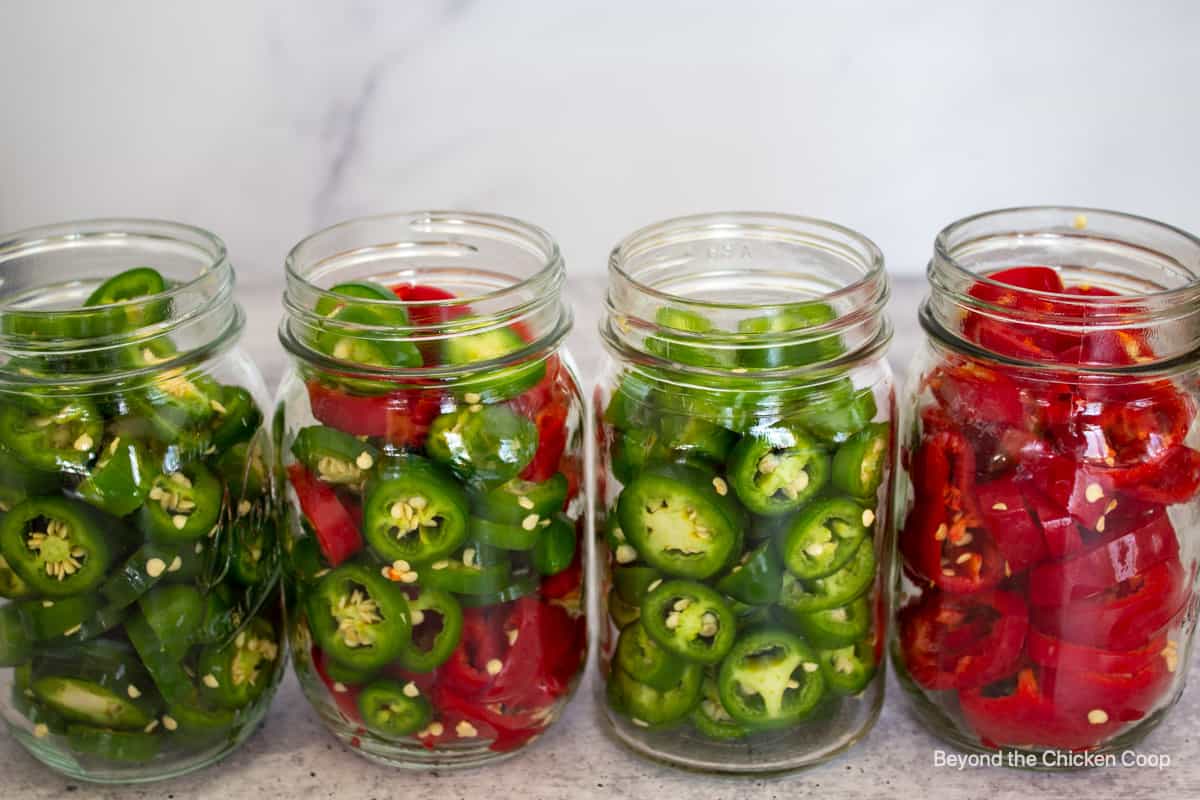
(896, 674, 1176, 772)
(6, 711, 270, 785)
(599, 689, 883, 776)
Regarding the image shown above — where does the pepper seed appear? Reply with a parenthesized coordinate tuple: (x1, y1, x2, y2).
(862, 509, 876, 527)
(33, 723, 48, 738)
(202, 674, 220, 689)
(486, 659, 503, 676)
(1085, 483, 1104, 503)
(172, 515, 188, 530)
(1087, 709, 1109, 725)
(403, 682, 420, 698)
(991, 502, 1008, 511)
(802, 662, 819, 673)
(167, 556, 183, 573)
(333, 682, 348, 693)
(400, 571, 419, 584)
(456, 721, 478, 738)
(146, 558, 166, 577)
(517, 496, 535, 510)
(522, 514, 539, 531)
(355, 451, 375, 470)
(73, 433, 94, 452)
(711, 477, 728, 496)
(127, 684, 142, 699)
(162, 715, 179, 731)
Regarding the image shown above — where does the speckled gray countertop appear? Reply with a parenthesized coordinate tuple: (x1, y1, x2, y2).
(3, 277, 1196, 800)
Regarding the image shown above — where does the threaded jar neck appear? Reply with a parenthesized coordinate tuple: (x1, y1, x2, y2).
(280, 211, 571, 384)
(0, 218, 240, 390)
(601, 212, 891, 382)
(923, 206, 1200, 374)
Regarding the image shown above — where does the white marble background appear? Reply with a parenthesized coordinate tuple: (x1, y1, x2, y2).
(2, 0, 1199, 293)
(2, 4, 1200, 798)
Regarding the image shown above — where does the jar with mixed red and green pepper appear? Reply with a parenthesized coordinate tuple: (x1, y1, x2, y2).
(276, 212, 586, 768)
(596, 213, 895, 773)
(893, 207, 1200, 764)
(0, 220, 284, 783)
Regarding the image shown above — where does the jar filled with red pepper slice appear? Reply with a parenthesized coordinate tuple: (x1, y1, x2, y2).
(596, 213, 896, 773)
(276, 213, 586, 768)
(893, 207, 1200, 765)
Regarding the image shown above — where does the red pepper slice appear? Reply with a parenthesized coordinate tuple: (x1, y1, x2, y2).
(521, 401, 569, 483)
(306, 380, 443, 449)
(1021, 488, 1084, 559)
(1029, 513, 1179, 607)
(902, 430, 1004, 593)
(960, 667, 1123, 751)
(975, 478, 1048, 575)
(540, 545, 583, 601)
(311, 646, 364, 725)
(438, 607, 505, 699)
(287, 463, 363, 566)
(964, 266, 1068, 359)
(1104, 445, 1200, 506)
(390, 283, 470, 326)
(898, 589, 1028, 691)
(927, 361, 1025, 430)
(1027, 629, 1168, 676)
(1016, 453, 1112, 531)
(434, 687, 549, 753)
(1043, 658, 1173, 724)
(1033, 558, 1189, 651)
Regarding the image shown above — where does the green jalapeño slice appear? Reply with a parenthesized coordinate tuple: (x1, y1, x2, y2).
(727, 425, 829, 516)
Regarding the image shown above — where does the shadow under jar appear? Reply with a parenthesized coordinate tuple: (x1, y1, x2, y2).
(0, 220, 285, 783)
(595, 213, 895, 773)
(893, 207, 1200, 768)
(276, 212, 587, 769)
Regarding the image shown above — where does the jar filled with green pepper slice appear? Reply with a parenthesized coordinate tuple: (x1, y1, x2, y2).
(277, 212, 587, 768)
(0, 219, 285, 783)
(597, 213, 894, 773)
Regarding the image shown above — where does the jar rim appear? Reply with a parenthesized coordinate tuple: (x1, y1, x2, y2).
(610, 211, 886, 310)
(0, 217, 230, 316)
(601, 212, 891, 381)
(0, 218, 241, 389)
(934, 205, 1200, 302)
(280, 211, 572, 381)
(926, 205, 1200, 373)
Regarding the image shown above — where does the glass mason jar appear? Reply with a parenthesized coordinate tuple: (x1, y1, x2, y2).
(276, 212, 587, 769)
(893, 207, 1200, 766)
(0, 220, 285, 783)
(596, 213, 895, 773)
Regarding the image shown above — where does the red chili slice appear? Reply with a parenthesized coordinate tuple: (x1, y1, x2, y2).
(1027, 629, 1168, 676)
(540, 546, 583, 601)
(521, 401, 569, 483)
(1016, 453, 1112, 531)
(1033, 558, 1189, 652)
(1029, 513, 1179, 607)
(1043, 658, 1174, 725)
(898, 589, 1028, 691)
(438, 607, 505, 699)
(1021, 487, 1084, 559)
(960, 667, 1123, 751)
(928, 361, 1025, 430)
(964, 266, 1068, 359)
(287, 463, 363, 566)
(1104, 445, 1200, 506)
(975, 478, 1048, 575)
(390, 283, 470, 326)
(902, 428, 1005, 593)
(306, 380, 443, 449)
(311, 646, 364, 725)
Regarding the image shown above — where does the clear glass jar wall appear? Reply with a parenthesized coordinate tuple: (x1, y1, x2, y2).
(276, 212, 587, 769)
(0, 220, 284, 783)
(595, 213, 895, 773)
(892, 207, 1200, 764)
